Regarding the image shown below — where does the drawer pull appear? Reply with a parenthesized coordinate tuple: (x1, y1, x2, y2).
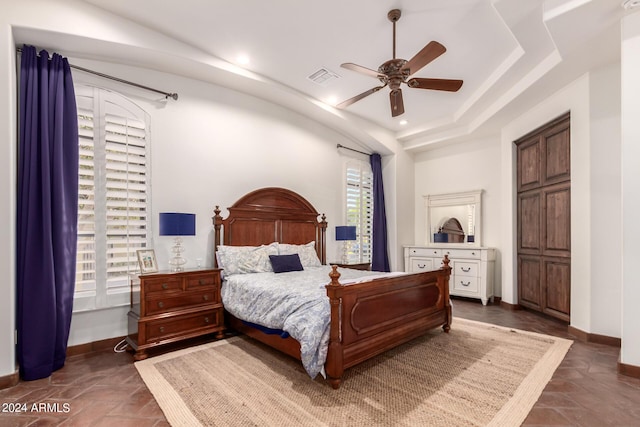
(203, 295, 209, 301)
(162, 283, 168, 290)
(433, 251, 438, 255)
(199, 279, 205, 285)
(159, 326, 165, 333)
(158, 301, 164, 308)
(204, 317, 210, 323)
(460, 281, 471, 287)
(417, 264, 426, 269)
(460, 267, 471, 273)
(471, 252, 476, 256)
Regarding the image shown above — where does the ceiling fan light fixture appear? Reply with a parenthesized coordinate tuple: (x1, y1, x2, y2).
(337, 9, 462, 117)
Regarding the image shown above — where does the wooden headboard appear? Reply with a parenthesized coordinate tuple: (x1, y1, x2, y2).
(213, 187, 327, 266)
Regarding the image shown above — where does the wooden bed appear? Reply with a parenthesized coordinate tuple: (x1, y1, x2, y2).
(213, 187, 452, 389)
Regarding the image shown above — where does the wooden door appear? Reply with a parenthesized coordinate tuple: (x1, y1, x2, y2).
(516, 113, 571, 321)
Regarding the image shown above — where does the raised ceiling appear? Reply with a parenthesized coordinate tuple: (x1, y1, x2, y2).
(45, 1, 629, 150)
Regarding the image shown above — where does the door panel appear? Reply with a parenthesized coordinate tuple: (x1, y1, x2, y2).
(516, 113, 571, 322)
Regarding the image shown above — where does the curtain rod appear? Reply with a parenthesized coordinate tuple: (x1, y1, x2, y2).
(336, 144, 370, 156)
(16, 47, 179, 101)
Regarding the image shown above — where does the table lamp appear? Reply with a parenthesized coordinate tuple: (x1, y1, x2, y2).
(335, 225, 357, 264)
(159, 212, 196, 271)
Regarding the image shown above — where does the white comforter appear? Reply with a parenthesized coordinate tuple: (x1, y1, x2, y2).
(221, 266, 404, 378)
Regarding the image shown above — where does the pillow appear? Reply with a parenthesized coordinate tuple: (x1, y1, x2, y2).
(278, 241, 322, 267)
(216, 242, 278, 275)
(269, 254, 304, 273)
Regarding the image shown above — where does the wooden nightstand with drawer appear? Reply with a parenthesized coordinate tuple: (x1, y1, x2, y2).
(126, 268, 224, 361)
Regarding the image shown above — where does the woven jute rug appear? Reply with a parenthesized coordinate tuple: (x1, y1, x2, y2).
(135, 318, 572, 427)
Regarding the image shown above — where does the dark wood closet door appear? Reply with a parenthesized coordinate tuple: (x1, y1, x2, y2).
(516, 113, 571, 322)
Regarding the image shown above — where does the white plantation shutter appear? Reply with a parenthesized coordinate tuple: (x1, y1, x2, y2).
(345, 160, 373, 263)
(74, 86, 151, 311)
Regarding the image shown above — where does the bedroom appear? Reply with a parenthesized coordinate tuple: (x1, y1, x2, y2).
(0, 0, 639, 422)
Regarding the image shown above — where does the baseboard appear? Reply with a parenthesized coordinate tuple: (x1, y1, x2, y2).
(66, 336, 127, 357)
(567, 325, 621, 347)
(499, 300, 521, 310)
(0, 369, 19, 390)
(618, 360, 640, 379)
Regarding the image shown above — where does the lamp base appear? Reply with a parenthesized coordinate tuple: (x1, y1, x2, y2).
(169, 237, 187, 271)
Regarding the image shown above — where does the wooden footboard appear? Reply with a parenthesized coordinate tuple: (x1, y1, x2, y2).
(325, 256, 452, 389)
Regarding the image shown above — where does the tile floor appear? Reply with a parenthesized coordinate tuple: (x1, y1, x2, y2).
(1, 298, 639, 426)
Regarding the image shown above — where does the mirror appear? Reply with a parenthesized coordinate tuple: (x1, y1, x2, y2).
(425, 190, 482, 247)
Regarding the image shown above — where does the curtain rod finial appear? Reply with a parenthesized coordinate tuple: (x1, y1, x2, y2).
(167, 93, 179, 101)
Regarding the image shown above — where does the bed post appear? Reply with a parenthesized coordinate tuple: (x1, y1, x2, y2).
(319, 213, 327, 265)
(213, 206, 223, 268)
(325, 265, 344, 389)
(442, 254, 452, 332)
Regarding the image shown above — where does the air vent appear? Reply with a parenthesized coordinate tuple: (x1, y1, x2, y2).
(307, 67, 340, 86)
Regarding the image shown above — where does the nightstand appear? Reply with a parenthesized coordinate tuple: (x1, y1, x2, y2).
(330, 262, 371, 271)
(126, 268, 224, 360)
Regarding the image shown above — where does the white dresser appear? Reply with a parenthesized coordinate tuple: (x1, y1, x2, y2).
(404, 246, 496, 305)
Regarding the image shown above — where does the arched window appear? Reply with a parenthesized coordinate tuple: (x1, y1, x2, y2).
(74, 85, 151, 311)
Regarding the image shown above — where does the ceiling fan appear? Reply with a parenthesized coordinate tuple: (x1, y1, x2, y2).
(337, 9, 463, 117)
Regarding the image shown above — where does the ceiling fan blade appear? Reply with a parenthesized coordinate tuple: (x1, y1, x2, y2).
(403, 41, 447, 76)
(341, 63, 384, 79)
(407, 78, 463, 92)
(336, 85, 386, 109)
(390, 89, 405, 117)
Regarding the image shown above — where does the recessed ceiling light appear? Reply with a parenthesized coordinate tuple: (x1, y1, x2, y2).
(325, 95, 338, 106)
(399, 120, 408, 126)
(236, 54, 250, 65)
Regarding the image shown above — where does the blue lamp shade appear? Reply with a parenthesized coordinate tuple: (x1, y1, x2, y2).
(336, 225, 357, 241)
(159, 213, 196, 236)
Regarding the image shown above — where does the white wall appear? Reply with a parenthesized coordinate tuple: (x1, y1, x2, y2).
(589, 63, 622, 338)
(0, 20, 18, 378)
(620, 10, 640, 367)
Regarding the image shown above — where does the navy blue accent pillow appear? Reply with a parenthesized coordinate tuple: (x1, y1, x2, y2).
(269, 254, 304, 273)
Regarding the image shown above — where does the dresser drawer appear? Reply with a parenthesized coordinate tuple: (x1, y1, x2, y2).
(452, 261, 479, 277)
(451, 275, 479, 293)
(145, 308, 223, 343)
(408, 247, 442, 257)
(410, 257, 437, 272)
(143, 277, 182, 294)
(442, 249, 482, 260)
(186, 272, 220, 290)
(145, 290, 218, 315)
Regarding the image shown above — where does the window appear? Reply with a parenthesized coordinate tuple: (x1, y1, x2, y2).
(345, 159, 373, 263)
(74, 86, 151, 311)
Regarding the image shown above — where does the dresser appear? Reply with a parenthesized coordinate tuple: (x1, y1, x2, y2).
(404, 246, 496, 305)
(126, 268, 224, 360)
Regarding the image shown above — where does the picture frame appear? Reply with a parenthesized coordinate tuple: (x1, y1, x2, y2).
(137, 249, 158, 274)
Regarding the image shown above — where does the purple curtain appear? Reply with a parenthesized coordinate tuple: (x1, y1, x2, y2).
(17, 45, 78, 380)
(370, 153, 390, 272)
